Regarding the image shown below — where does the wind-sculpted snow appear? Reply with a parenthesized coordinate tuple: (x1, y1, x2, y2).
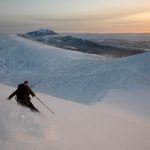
(0, 34, 150, 104)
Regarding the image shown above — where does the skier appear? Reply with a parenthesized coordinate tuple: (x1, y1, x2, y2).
(7, 80, 39, 112)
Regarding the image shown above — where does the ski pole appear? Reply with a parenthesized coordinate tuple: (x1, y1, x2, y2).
(30, 80, 41, 89)
(35, 96, 55, 115)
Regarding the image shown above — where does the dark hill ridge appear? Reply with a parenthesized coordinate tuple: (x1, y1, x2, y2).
(18, 29, 146, 58)
(18, 29, 58, 37)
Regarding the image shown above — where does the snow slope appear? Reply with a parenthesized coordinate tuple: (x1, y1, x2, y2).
(0, 34, 150, 150)
(0, 84, 150, 150)
(0, 34, 150, 104)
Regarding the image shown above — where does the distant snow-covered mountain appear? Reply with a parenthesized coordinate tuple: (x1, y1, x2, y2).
(18, 28, 58, 37)
(18, 29, 145, 58)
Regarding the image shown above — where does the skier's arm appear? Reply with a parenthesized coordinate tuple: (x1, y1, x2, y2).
(7, 90, 17, 100)
(28, 88, 36, 97)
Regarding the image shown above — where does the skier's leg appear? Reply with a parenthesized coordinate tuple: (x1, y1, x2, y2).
(27, 102, 40, 112)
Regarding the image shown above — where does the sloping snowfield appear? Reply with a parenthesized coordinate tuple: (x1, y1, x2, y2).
(0, 84, 150, 150)
(0, 34, 150, 150)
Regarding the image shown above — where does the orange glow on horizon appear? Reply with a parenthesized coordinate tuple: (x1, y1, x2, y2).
(0, 0, 150, 33)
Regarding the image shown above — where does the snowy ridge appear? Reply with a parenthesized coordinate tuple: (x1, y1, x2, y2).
(0, 34, 150, 104)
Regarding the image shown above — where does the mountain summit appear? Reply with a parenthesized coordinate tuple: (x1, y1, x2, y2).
(23, 29, 58, 37)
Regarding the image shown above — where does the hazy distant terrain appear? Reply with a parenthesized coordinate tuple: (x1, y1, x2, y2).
(67, 33, 150, 41)
(18, 29, 146, 58)
(67, 33, 150, 51)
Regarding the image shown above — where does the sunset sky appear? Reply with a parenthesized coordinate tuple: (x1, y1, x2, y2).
(0, 0, 150, 33)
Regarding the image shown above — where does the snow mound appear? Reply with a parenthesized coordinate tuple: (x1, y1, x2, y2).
(0, 34, 150, 104)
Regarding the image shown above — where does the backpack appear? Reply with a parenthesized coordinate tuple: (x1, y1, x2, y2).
(16, 84, 26, 101)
